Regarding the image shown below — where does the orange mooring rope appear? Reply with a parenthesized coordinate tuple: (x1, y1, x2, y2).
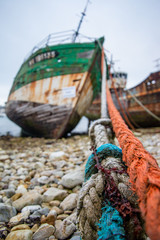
(106, 84, 160, 240)
(109, 72, 135, 130)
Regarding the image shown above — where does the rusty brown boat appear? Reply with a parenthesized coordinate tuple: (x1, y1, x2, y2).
(6, 33, 104, 138)
(85, 70, 160, 128)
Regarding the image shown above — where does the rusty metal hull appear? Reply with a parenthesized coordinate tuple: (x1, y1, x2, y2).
(86, 71, 160, 128)
(6, 37, 104, 138)
(6, 72, 94, 138)
(124, 71, 160, 127)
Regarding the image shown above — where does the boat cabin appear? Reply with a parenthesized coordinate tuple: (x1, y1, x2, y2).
(107, 71, 127, 89)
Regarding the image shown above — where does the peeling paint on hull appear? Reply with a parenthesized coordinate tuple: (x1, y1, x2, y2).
(86, 71, 160, 128)
(6, 72, 94, 138)
(6, 37, 104, 137)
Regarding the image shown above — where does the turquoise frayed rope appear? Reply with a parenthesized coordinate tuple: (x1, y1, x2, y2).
(85, 143, 122, 181)
(97, 202, 126, 240)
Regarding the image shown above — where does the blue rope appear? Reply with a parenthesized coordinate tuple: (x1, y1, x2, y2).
(85, 143, 122, 181)
(84, 144, 126, 239)
(97, 202, 126, 240)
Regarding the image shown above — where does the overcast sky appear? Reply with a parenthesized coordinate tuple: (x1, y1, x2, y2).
(0, 0, 160, 105)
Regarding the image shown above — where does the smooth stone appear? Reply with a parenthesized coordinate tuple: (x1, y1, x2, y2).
(30, 178, 40, 186)
(5, 229, 33, 240)
(33, 186, 45, 195)
(49, 236, 57, 240)
(34, 162, 44, 169)
(72, 185, 81, 193)
(32, 223, 55, 240)
(18, 153, 28, 158)
(41, 214, 56, 225)
(22, 205, 42, 213)
(57, 214, 69, 220)
(4, 198, 12, 206)
(12, 191, 42, 211)
(54, 219, 76, 240)
(43, 187, 68, 202)
(11, 224, 30, 231)
(58, 184, 64, 190)
(0, 150, 6, 155)
(11, 193, 22, 201)
(70, 236, 81, 240)
(50, 151, 66, 160)
(16, 185, 27, 194)
(9, 180, 19, 188)
(0, 225, 9, 239)
(64, 210, 72, 214)
(31, 224, 39, 233)
(65, 212, 77, 224)
(37, 176, 50, 185)
(0, 155, 10, 161)
(48, 209, 57, 218)
(51, 170, 64, 178)
(2, 175, 10, 183)
(29, 213, 41, 223)
(41, 202, 50, 209)
(29, 208, 50, 222)
(52, 160, 67, 169)
(9, 211, 30, 227)
(36, 207, 50, 216)
(60, 170, 84, 188)
(17, 168, 28, 176)
(0, 203, 17, 222)
(51, 206, 63, 215)
(4, 189, 15, 198)
(40, 170, 55, 177)
(60, 193, 78, 211)
(49, 200, 60, 207)
(8, 184, 16, 191)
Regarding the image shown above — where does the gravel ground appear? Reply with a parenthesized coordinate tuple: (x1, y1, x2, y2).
(0, 128, 159, 239)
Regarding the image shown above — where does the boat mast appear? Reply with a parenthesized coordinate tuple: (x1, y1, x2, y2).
(72, 0, 90, 43)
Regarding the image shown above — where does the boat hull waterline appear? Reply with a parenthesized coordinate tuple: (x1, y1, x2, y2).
(6, 38, 104, 138)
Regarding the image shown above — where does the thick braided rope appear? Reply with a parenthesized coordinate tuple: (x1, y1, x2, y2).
(85, 144, 122, 181)
(77, 120, 127, 240)
(106, 84, 160, 240)
(77, 51, 145, 239)
(84, 143, 146, 240)
(89, 119, 113, 147)
(77, 173, 105, 240)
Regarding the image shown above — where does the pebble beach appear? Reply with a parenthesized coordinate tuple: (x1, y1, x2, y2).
(0, 128, 159, 240)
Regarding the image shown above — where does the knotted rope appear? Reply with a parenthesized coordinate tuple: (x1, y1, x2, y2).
(77, 49, 146, 240)
(106, 83, 160, 240)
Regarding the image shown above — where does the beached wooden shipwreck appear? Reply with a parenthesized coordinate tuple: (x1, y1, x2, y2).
(6, 0, 106, 138)
(85, 70, 160, 128)
(6, 0, 160, 138)
(6, 33, 104, 138)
